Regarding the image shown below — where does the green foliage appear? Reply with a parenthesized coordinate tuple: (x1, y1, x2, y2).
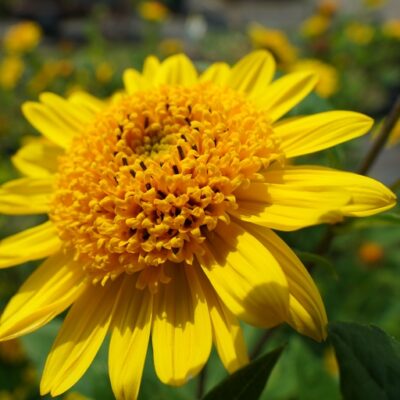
(329, 322, 400, 400)
(203, 346, 284, 400)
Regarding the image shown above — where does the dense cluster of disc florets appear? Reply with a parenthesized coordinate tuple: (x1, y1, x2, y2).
(50, 82, 281, 283)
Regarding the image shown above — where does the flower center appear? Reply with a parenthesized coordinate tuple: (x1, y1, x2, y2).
(50, 82, 281, 285)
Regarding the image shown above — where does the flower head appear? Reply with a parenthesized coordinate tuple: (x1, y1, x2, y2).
(290, 58, 339, 98)
(2, 21, 42, 54)
(0, 51, 396, 399)
(345, 22, 375, 45)
(382, 19, 400, 40)
(138, 1, 169, 23)
(301, 15, 331, 38)
(248, 23, 298, 66)
(0, 56, 24, 90)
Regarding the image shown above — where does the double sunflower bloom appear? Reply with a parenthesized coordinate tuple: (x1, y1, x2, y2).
(0, 51, 395, 399)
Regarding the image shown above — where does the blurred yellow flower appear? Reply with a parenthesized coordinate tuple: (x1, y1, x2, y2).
(345, 22, 374, 45)
(158, 38, 184, 56)
(64, 392, 93, 400)
(0, 391, 12, 400)
(301, 15, 330, 37)
(2, 21, 42, 53)
(358, 241, 384, 264)
(248, 23, 298, 65)
(0, 56, 24, 90)
(317, 0, 339, 17)
(95, 62, 114, 83)
(138, 1, 169, 22)
(290, 59, 339, 98)
(363, 0, 387, 8)
(28, 59, 74, 93)
(323, 346, 339, 377)
(382, 19, 400, 40)
(0, 338, 25, 363)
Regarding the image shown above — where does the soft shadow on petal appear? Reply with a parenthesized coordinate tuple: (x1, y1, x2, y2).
(109, 275, 152, 400)
(152, 264, 212, 386)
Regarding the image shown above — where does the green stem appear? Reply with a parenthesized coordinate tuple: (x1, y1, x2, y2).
(358, 95, 400, 175)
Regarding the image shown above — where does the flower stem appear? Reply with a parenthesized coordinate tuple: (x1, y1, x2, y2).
(250, 328, 276, 360)
(358, 95, 400, 175)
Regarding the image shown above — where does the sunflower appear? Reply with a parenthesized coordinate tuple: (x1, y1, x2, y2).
(0, 51, 395, 399)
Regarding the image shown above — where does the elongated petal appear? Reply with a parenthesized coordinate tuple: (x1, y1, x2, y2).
(123, 68, 148, 94)
(22, 102, 78, 149)
(263, 166, 396, 217)
(0, 177, 54, 214)
(39, 92, 94, 124)
(233, 181, 348, 231)
(227, 50, 275, 95)
(41, 279, 122, 396)
(68, 91, 105, 115)
(0, 252, 86, 341)
(196, 265, 248, 372)
(152, 265, 212, 386)
(0, 221, 61, 269)
(11, 137, 63, 178)
(256, 71, 317, 122)
(198, 221, 289, 327)
(199, 62, 230, 85)
(275, 111, 374, 158)
(154, 54, 198, 86)
(243, 223, 327, 341)
(142, 55, 160, 80)
(109, 276, 152, 400)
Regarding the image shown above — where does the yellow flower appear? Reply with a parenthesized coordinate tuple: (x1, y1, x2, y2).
(95, 62, 114, 83)
(345, 22, 374, 45)
(0, 56, 24, 90)
(158, 38, 184, 57)
(317, 0, 339, 17)
(2, 21, 42, 53)
(301, 15, 330, 37)
(358, 241, 384, 264)
(0, 51, 396, 399)
(290, 58, 339, 98)
(363, 0, 387, 8)
(382, 19, 400, 40)
(248, 23, 298, 65)
(138, 1, 169, 22)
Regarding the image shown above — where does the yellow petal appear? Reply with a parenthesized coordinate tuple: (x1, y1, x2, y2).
(243, 223, 327, 341)
(68, 91, 105, 115)
(196, 265, 249, 372)
(11, 137, 63, 178)
(263, 166, 396, 217)
(142, 55, 160, 80)
(198, 220, 289, 327)
(233, 179, 348, 231)
(275, 111, 374, 158)
(0, 177, 54, 214)
(152, 265, 212, 386)
(123, 68, 147, 94)
(0, 251, 86, 341)
(39, 92, 94, 124)
(154, 54, 198, 86)
(22, 101, 78, 149)
(199, 62, 230, 85)
(109, 276, 152, 400)
(256, 71, 317, 121)
(0, 221, 61, 269)
(227, 50, 275, 96)
(41, 279, 122, 396)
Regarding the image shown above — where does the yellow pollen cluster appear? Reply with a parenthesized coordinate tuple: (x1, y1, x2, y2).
(50, 82, 281, 284)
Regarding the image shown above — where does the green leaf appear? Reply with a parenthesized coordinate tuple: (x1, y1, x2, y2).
(345, 213, 400, 230)
(202, 345, 284, 400)
(295, 250, 338, 278)
(328, 322, 400, 400)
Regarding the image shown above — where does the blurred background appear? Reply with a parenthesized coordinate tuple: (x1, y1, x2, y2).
(0, 1, 399, 399)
